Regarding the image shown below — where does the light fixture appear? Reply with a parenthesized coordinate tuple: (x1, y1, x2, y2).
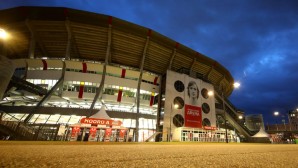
(174, 104, 179, 109)
(233, 82, 240, 88)
(207, 91, 214, 96)
(0, 28, 8, 39)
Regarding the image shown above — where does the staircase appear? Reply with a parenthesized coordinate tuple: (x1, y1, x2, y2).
(215, 89, 270, 143)
(145, 132, 162, 142)
(0, 112, 47, 140)
(6, 75, 48, 96)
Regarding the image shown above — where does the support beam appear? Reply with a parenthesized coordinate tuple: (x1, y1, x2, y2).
(217, 75, 225, 86)
(167, 42, 179, 71)
(24, 76, 64, 123)
(155, 75, 163, 137)
(135, 29, 151, 142)
(89, 18, 112, 115)
(205, 66, 214, 81)
(190, 57, 196, 71)
(65, 20, 72, 60)
(28, 34, 35, 59)
(26, 20, 49, 57)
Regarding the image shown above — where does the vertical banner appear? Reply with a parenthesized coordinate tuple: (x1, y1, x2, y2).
(184, 104, 202, 128)
(70, 126, 80, 141)
(104, 128, 112, 142)
(149, 92, 154, 106)
(42, 60, 47, 70)
(78, 81, 84, 98)
(88, 127, 97, 141)
(119, 129, 126, 142)
(117, 87, 123, 102)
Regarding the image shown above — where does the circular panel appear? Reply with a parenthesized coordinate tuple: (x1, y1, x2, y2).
(202, 103, 210, 114)
(173, 114, 184, 127)
(174, 80, 185, 92)
(173, 97, 184, 109)
(202, 118, 211, 127)
(201, 88, 209, 99)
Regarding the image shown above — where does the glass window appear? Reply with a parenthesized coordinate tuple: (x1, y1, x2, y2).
(173, 114, 184, 127)
(202, 103, 210, 114)
(202, 118, 211, 126)
(201, 88, 209, 99)
(174, 80, 185, 92)
(174, 97, 184, 109)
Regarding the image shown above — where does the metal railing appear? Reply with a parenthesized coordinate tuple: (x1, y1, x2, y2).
(214, 89, 257, 137)
(0, 112, 47, 140)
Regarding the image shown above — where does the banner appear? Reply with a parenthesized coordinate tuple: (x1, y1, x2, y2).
(104, 128, 112, 142)
(119, 129, 126, 142)
(89, 127, 97, 138)
(71, 126, 80, 138)
(80, 118, 122, 126)
(119, 129, 126, 138)
(203, 126, 217, 130)
(184, 104, 202, 128)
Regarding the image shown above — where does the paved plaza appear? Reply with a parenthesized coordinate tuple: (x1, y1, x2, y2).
(0, 141, 297, 168)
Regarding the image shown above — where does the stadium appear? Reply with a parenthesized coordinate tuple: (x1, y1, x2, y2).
(0, 6, 266, 142)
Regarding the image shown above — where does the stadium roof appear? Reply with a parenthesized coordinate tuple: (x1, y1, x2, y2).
(0, 6, 234, 96)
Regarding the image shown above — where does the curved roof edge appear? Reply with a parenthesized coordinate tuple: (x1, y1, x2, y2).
(0, 6, 235, 96)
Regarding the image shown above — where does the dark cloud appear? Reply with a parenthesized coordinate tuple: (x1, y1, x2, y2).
(1, 0, 298, 124)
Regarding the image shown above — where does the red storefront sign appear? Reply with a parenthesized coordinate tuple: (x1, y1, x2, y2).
(184, 104, 202, 128)
(80, 118, 122, 126)
(203, 126, 217, 130)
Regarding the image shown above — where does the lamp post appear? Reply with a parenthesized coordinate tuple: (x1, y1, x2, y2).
(222, 82, 240, 143)
(274, 111, 279, 131)
(169, 103, 178, 142)
(222, 91, 229, 143)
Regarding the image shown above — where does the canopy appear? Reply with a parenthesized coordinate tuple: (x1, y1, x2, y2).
(89, 106, 111, 119)
(252, 127, 269, 138)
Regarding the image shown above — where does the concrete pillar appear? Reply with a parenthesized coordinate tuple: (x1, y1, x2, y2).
(0, 55, 14, 100)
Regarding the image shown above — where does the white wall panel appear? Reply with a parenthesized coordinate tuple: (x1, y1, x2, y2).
(27, 71, 62, 79)
(64, 71, 102, 83)
(12, 59, 26, 68)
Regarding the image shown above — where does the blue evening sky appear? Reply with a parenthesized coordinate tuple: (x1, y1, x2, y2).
(1, 0, 298, 124)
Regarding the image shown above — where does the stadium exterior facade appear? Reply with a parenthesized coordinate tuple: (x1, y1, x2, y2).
(0, 6, 247, 142)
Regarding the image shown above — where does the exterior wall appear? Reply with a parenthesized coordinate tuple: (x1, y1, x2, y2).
(0, 56, 14, 99)
(163, 70, 216, 141)
(11, 59, 159, 117)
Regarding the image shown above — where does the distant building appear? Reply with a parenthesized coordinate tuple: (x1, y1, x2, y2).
(289, 109, 298, 131)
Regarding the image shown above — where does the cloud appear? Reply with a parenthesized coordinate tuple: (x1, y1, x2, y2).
(1, 0, 298, 124)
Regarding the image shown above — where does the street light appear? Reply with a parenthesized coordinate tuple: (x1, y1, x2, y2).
(169, 103, 178, 142)
(274, 111, 279, 131)
(223, 82, 240, 143)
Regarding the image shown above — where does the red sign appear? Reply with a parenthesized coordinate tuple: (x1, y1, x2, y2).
(80, 118, 122, 126)
(89, 127, 97, 138)
(105, 128, 112, 142)
(203, 126, 217, 130)
(184, 104, 202, 128)
(119, 129, 126, 139)
(71, 126, 80, 137)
